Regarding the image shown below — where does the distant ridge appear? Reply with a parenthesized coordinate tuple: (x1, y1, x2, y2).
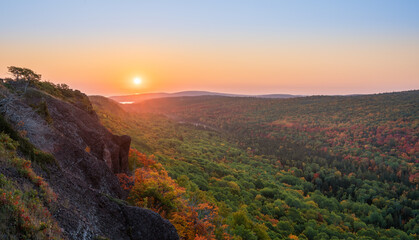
(109, 91, 303, 103)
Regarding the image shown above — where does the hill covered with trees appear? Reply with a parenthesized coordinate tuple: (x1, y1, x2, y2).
(92, 90, 418, 239)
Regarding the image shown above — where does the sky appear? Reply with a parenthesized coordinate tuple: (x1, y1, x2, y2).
(0, 0, 418, 96)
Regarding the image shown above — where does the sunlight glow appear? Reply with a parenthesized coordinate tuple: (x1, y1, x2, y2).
(133, 77, 142, 85)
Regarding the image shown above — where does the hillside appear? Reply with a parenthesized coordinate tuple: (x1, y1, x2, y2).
(109, 91, 301, 104)
(92, 91, 419, 239)
(0, 78, 178, 239)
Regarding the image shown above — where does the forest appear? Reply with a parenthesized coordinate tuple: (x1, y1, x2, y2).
(90, 90, 418, 240)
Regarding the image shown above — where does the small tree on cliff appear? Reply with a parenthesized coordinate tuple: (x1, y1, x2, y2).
(8, 66, 42, 93)
(8, 66, 41, 82)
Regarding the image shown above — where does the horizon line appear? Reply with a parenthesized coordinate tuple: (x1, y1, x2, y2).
(98, 89, 419, 98)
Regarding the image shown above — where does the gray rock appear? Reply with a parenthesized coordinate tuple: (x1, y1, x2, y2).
(0, 86, 179, 240)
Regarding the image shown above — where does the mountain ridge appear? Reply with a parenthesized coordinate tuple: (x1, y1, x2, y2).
(109, 90, 303, 103)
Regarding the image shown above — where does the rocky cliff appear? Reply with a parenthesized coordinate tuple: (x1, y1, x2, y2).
(0, 82, 179, 240)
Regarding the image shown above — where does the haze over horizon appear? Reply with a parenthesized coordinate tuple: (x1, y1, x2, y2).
(1, 1, 418, 96)
(106, 89, 414, 99)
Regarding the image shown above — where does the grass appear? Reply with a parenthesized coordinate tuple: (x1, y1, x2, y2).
(34, 81, 94, 114)
(0, 113, 57, 167)
(0, 133, 62, 239)
(103, 193, 129, 206)
(28, 99, 53, 125)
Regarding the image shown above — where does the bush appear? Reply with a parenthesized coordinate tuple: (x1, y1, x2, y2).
(34, 81, 94, 114)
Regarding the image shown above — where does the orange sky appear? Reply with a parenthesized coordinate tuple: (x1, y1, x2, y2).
(1, 36, 418, 96)
(1, 1, 418, 96)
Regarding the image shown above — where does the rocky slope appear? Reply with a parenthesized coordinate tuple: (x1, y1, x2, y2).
(0, 82, 178, 240)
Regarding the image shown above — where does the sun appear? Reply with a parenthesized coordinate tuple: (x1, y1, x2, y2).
(133, 77, 142, 85)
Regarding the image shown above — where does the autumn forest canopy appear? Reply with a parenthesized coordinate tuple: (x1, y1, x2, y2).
(91, 88, 419, 239)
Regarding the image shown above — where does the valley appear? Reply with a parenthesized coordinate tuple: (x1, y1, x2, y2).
(91, 91, 418, 239)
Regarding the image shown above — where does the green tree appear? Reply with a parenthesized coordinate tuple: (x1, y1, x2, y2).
(8, 66, 41, 83)
(7, 66, 42, 93)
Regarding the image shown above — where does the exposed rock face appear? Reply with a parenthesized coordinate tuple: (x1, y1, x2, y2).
(0, 86, 179, 240)
(113, 135, 131, 173)
(42, 91, 131, 174)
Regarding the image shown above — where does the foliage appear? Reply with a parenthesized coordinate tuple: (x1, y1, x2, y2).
(33, 81, 94, 114)
(3, 67, 93, 114)
(0, 132, 62, 239)
(94, 91, 418, 239)
(8, 66, 41, 83)
(118, 149, 226, 240)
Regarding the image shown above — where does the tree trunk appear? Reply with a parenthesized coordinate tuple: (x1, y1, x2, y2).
(24, 82, 29, 94)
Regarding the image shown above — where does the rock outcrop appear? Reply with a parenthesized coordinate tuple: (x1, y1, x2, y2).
(41, 90, 131, 175)
(0, 85, 179, 240)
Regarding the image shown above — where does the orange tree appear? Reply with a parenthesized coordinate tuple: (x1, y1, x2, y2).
(118, 149, 228, 239)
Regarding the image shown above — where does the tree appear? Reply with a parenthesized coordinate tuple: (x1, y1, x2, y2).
(8, 66, 41, 83)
